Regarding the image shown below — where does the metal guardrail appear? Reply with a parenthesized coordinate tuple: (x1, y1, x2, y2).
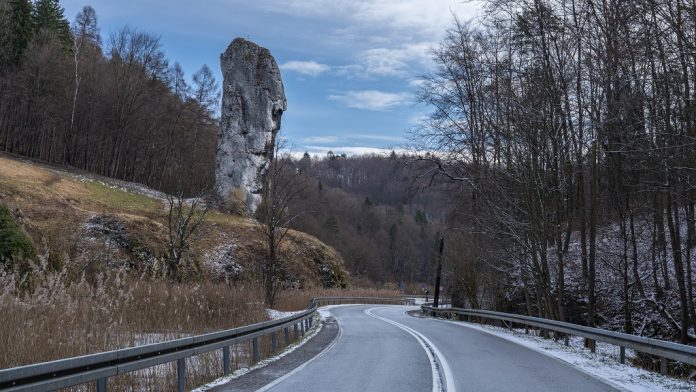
(421, 305, 696, 378)
(0, 297, 411, 391)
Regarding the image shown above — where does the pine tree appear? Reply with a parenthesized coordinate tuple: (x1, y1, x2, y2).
(1, 0, 33, 67)
(31, 0, 70, 44)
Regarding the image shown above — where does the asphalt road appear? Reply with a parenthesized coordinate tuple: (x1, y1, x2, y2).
(256, 305, 620, 392)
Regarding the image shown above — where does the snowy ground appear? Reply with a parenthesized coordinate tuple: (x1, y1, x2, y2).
(266, 308, 303, 320)
(440, 319, 695, 392)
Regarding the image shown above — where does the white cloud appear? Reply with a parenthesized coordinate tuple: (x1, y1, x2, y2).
(280, 60, 331, 76)
(258, 1, 481, 40)
(409, 114, 430, 125)
(303, 145, 407, 157)
(302, 135, 340, 144)
(351, 134, 405, 142)
(256, 1, 482, 80)
(328, 90, 411, 111)
(334, 64, 367, 77)
(301, 134, 404, 145)
(408, 78, 426, 88)
(358, 43, 433, 77)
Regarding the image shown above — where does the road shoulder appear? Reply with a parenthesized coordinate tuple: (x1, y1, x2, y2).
(205, 316, 340, 392)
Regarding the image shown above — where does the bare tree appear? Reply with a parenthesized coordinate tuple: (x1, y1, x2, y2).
(166, 187, 212, 282)
(65, 5, 98, 164)
(255, 138, 306, 307)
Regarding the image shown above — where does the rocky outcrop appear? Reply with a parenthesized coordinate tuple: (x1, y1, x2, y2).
(215, 38, 287, 213)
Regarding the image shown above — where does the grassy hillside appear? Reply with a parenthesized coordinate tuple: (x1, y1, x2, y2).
(0, 152, 347, 287)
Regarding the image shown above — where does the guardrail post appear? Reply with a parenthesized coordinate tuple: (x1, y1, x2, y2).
(619, 346, 625, 364)
(177, 358, 185, 392)
(252, 337, 260, 363)
(271, 331, 278, 353)
(223, 346, 230, 375)
(301, 320, 306, 336)
(660, 357, 667, 375)
(284, 327, 290, 346)
(97, 378, 107, 392)
(564, 334, 569, 347)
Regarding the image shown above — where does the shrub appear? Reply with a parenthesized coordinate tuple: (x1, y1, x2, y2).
(0, 204, 35, 269)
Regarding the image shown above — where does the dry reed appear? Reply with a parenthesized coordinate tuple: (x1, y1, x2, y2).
(1, 266, 404, 390)
(0, 260, 268, 391)
(273, 287, 402, 311)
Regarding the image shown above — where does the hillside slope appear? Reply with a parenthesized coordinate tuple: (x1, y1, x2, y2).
(0, 152, 347, 287)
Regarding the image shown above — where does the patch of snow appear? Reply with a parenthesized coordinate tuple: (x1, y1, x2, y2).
(204, 242, 244, 281)
(70, 172, 167, 200)
(407, 297, 428, 305)
(267, 309, 302, 320)
(441, 319, 695, 392)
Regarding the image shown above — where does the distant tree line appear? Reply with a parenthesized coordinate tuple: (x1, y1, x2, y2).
(0, 0, 219, 195)
(283, 152, 447, 286)
(415, 0, 696, 345)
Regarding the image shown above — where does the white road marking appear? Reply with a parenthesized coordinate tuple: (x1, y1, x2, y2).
(437, 318, 630, 392)
(255, 315, 343, 392)
(365, 307, 456, 392)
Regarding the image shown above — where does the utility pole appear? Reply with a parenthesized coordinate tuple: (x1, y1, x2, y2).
(434, 237, 444, 307)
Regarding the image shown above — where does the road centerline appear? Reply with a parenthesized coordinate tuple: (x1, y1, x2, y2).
(364, 307, 456, 392)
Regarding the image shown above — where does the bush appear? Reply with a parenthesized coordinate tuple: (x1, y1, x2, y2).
(0, 204, 35, 269)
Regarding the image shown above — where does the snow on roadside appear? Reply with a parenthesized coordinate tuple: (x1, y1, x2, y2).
(191, 312, 323, 392)
(267, 308, 303, 320)
(441, 319, 695, 392)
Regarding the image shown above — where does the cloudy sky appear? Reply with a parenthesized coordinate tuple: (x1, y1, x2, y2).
(61, 0, 482, 156)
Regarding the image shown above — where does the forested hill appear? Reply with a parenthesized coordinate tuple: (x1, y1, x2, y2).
(283, 152, 451, 287)
(0, 1, 218, 196)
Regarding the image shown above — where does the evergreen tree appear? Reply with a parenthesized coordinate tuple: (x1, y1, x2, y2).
(1, 0, 33, 67)
(32, 0, 70, 44)
(298, 152, 311, 172)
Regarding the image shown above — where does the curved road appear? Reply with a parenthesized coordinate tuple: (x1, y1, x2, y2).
(257, 305, 619, 392)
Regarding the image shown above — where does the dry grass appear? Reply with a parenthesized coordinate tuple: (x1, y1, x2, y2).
(274, 287, 403, 311)
(0, 260, 267, 369)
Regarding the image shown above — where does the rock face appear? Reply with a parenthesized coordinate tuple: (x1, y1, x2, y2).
(216, 38, 286, 213)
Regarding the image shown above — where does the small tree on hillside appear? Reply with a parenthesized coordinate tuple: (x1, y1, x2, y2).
(166, 186, 212, 282)
(255, 138, 306, 307)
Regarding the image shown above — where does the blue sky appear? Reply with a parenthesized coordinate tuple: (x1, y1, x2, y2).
(60, 0, 482, 156)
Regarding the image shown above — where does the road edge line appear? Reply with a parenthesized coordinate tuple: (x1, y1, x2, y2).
(253, 315, 343, 392)
(436, 318, 630, 392)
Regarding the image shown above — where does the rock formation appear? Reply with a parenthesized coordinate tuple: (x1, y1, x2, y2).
(215, 38, 286, 213)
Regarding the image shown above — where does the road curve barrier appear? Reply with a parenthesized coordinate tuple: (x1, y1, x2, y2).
(0, 297, 413, 391)
(421, 305, 696, 380)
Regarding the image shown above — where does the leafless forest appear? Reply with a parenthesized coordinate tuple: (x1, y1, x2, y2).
(411, 0, 696, 346)
(0, 1, 218, 196)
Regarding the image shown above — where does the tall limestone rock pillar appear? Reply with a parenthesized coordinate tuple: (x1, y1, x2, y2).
(216, 38, 287, 214)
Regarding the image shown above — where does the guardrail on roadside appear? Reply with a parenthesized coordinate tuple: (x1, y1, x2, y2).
(0, 297, 412, 392)
(421, 305, 696, 379)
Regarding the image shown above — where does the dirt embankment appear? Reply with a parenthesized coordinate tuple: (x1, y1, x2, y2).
(0, 152, 347, 287)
